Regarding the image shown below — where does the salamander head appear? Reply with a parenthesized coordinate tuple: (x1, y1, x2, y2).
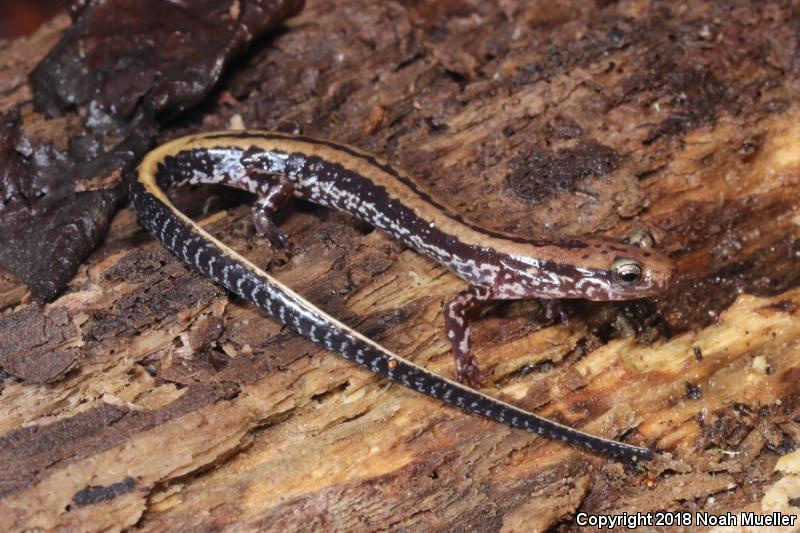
(501, 235, 674, 301)
(566, 236, 675, 300)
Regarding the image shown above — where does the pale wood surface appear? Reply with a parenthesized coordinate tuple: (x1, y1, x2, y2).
(2, 2, 800, 531)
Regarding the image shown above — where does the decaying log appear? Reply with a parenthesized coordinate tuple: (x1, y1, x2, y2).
(2, 1, 800, 531)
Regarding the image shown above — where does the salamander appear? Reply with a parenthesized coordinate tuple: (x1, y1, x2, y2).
(130, 130, 675, 460)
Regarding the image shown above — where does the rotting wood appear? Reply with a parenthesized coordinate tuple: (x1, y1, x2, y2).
(2, 1, 800, 531)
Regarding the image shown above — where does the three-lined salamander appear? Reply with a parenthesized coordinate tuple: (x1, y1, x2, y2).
(130, 130, 674, 460)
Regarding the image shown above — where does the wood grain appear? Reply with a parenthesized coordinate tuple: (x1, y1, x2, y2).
(2, 1, 800, 531)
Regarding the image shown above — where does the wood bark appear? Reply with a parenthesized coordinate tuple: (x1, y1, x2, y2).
(2, 1, 800, 531)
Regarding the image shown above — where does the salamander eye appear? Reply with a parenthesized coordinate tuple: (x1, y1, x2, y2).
(611, 258, 643, 286)
(624, 228, 655, 249)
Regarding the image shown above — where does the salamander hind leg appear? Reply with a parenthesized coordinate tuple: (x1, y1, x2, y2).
(252, 175, 294, 249)
(444, 285, 494, 387)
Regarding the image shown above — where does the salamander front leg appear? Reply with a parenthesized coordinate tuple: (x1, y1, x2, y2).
(252, 175, 294, 249)
(444, 285, 494, 387)
(544, 299, 571, 323)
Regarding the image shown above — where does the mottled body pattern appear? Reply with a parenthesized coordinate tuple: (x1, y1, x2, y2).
(131, 130, 674, 460)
